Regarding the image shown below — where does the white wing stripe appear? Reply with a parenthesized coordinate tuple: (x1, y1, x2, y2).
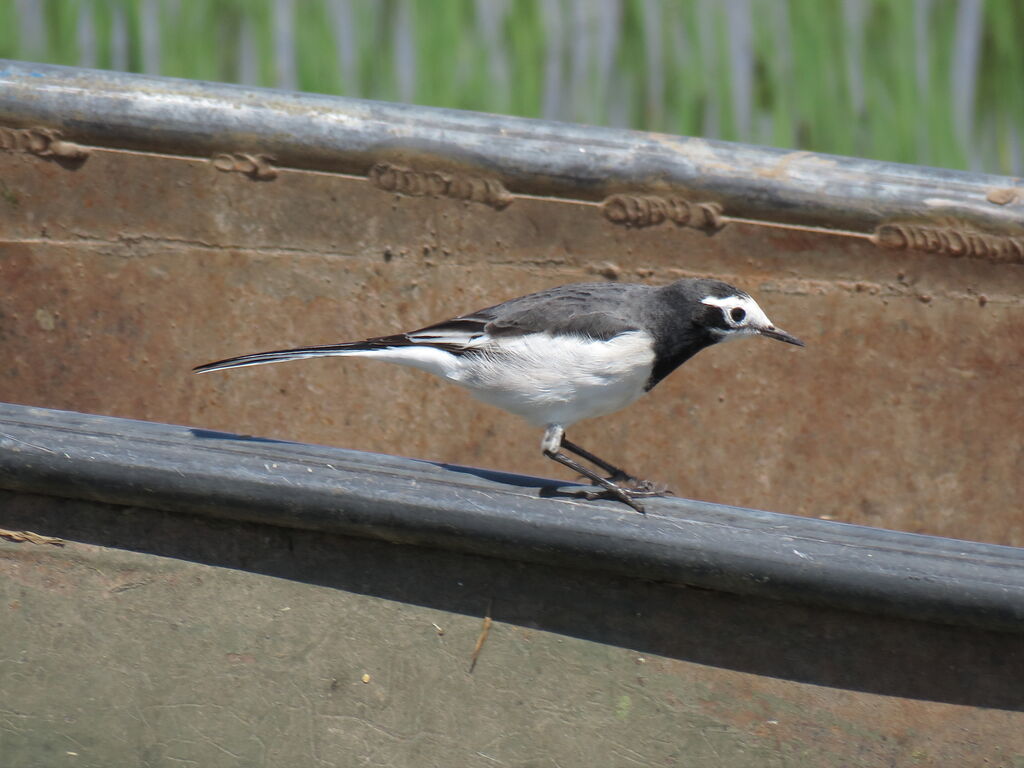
(407, 330, 489, 348)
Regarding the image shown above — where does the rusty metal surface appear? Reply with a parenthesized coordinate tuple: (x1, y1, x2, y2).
(1, 60, 1022, 239)
(3, 490, 1024, 767)
(0, 140, 1021, 545)
(1, 60, 1023, 762)
(0, 60, 1022, 552)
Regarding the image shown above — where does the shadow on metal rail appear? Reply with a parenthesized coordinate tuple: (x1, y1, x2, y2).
(1, 402, 1022, 713)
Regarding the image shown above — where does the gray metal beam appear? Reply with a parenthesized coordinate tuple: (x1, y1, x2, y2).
(0, 59, 1020, 235)
(0, 402, 1022, 632)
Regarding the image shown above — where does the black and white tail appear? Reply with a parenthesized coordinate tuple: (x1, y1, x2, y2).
(193, 334, 416, 374)
(193, 318, 491, 377)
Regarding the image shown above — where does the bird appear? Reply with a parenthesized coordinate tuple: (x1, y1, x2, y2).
(194, 277, 803, 512)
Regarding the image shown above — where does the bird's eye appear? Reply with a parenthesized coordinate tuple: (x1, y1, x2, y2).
(730, 307, 746, 323)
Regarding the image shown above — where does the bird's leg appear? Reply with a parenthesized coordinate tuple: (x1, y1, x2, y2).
(559, 437, 642, 485)
(541, 425, 647, 513)
(560, 437, 668, 496)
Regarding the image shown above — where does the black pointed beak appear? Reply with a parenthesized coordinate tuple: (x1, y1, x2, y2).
(760, 326, 805, 347)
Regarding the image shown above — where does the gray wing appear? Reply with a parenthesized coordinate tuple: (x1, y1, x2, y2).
(407, 282, 652, 350)
(195, 282, 652, 372)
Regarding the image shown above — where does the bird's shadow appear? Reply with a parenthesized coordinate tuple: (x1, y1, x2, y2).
(435, 461, 556, 489)
(436, 461, 603, 502)
(191, 427, 602, 502)
(189, 428, 293, 446)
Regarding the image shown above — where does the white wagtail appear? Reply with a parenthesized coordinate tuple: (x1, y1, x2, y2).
(195, 278, 803, 512)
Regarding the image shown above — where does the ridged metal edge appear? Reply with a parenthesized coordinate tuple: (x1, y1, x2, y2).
(0, 59, 1021, 234)
(0, 402, 1022, 632)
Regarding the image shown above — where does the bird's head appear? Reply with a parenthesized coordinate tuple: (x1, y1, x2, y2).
(697, 283, 804, 348)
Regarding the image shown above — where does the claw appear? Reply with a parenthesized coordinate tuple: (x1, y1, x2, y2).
(579, 484, 652, 513)
(623, 478, 673, 496)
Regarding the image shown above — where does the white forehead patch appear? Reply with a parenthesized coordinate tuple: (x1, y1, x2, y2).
(701, 294, 774, 332)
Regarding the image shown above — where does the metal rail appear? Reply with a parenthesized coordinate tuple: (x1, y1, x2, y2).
(1, 402, 1022, 632)
(0, 59, 1021, 246)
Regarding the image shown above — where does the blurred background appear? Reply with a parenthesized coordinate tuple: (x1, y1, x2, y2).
(1, 0, 1020, 175)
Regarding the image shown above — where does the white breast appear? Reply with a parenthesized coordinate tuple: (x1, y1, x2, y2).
(447, 331, 656, 427)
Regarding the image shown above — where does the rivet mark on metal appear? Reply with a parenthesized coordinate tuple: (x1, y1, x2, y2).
(369, 161, 513, 210)
(872, 223, 1024, 265)
(212, 153, 278, 180)
(601, 194, 725, 233)
(986, 188, 1020, 206)
(0, 126, 89, 160)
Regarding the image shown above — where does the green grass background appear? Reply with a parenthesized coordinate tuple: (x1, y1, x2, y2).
(1, 0, 1020, 175)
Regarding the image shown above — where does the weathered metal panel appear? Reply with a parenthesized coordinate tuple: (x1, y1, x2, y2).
(3, 404, 1023, 630)
(1, 404, 1023, 766)
(1, 61, 1023, 765)
(2, 488, 1023, 767)
(0, 79, 1020, 543)
(1, 61, 1020, 235)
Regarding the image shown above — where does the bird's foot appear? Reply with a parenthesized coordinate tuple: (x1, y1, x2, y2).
(578, 480, 672, 513)
(603, 472, 672, 496)
(629, 479, 674, 497)
(577, 485, 647, 513)
(544, 441, 670, 514)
